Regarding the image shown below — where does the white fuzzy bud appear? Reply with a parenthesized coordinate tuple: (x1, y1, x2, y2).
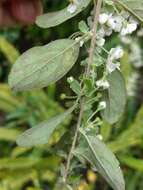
(99, 101, 106, 110)
(67, 3, 77, 13)
(99, 13, 109, 24)
(110, 46, 124, 60)
(96, 79, 110, 89)
(96, 134, 103, 140)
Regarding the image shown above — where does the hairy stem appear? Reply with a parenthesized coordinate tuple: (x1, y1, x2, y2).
(64, 0, 103, 182)
(64, 98, 84, 181)
(86, 0, 103, 76)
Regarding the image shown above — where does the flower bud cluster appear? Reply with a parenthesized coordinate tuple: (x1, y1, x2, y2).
(98, 11, 138, 37)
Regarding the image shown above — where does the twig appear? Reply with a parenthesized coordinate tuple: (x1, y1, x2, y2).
(64, 98, 84, 181)
(86, 0, 103, 76)
(64, 0, 103, 182)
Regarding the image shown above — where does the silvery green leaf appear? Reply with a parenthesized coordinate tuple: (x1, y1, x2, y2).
(69, 79, 81, 95)
(101, 70, 126, 124)
(74, 131, 125, 190)
(9, 39, 80, 91)
(117, 0, 143, 22)
(78, 20, 89, 33)
(36, 0, 91, 28)
(16, 105, 75, 147)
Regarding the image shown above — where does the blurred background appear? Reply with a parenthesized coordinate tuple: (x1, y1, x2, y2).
(0, 0, 143, 189)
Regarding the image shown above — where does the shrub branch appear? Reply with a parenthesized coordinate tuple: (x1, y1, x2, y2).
(64, 0, 103, 182)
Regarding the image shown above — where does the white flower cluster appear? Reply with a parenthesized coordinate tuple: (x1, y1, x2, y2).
(98, 11, 138, 37)
(67, 0, 81, 14)
(106, 46, 124, 73)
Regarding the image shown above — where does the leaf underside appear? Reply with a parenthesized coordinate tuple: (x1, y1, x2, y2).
(101, 70, 126, 124)
(118, 0, 143, 22)
(74, 131, 125, 190)
(16, 105, 75, 147)
(36, 0, 91, 28)
(9, 39, 80, 91)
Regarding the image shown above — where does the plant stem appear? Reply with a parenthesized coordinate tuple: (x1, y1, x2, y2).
(64, 98, 84, 181)
(64, 0, 103, 182)
(86, 0, 103, 76)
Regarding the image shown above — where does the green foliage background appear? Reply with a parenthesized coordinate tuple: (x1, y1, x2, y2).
(0, 0, 143, 189)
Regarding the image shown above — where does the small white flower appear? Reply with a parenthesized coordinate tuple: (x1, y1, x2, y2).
(99, 101, 106, 109)
(120, 27, 128, 36)
(127, 23, 137, 33)
(109, 46, 124, 60)
(75, 37, 84, 47)
(67, 76, 74, 83)
(98, 27, 106, 37)
(106, 61, 120, 73)
(97, 37, 105, 47)
(121, 22, 138, 36)
(99, 13, 109, 24)
(96, 79, 110, 89)
(67, 0, 81, 14)
(113, 16, 124, 32)
(96, 134, 103, 140)
(107, 16, 116, 30)
(67, 3, 77, 14)
(104, 26, 113, 36)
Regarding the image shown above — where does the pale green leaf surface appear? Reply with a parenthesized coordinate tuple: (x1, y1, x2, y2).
(36, 0, 91, 28)
(101, 70, 126, 124)
(74, 131, 125, 190)
(16, 105, 75, 147)
(117, 0, 143, 22)
(9, 39, 80, 91)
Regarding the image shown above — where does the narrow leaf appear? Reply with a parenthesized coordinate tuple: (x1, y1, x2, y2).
(116, 0, 143, 22)
(36, 0, 91, 28)
(9, 39, 80, 91)
(74, 131, 125, 190)
(101, 70, 126, 124)
(16, 105, 75, 147)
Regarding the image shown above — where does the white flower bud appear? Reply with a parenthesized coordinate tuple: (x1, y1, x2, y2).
(96, 134, 103, 140)
(127, 23, 137, 34)
(106, 61, 120, 73)
(99, 101, 106, 110)
(75, 37, 84, 47)
(98, 27, 106, 37)
(110, 46, 124, 60)
(99, 13, 109, 24)
(67, 3, 77, 14)
(67, 76, 74, 83)
(107, 16, 116, 30)
(121, 22, 138, 36)
(97, 37, 105, 47)
(96, 79, 110, 89)
(104, 27, 112, 36)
